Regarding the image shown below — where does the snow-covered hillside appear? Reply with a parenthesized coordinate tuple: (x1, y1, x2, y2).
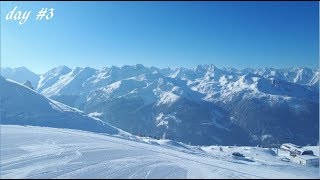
(0, 76, 126, 136)
(1, 67, 40, 89)
(1, 65, 318, 146)
(1, 125, 319, 179)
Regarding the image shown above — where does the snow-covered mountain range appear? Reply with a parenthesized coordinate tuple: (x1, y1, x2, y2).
(1, 65, 319, 146)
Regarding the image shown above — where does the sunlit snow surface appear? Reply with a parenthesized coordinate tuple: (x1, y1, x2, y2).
(1, 125, 319, 179)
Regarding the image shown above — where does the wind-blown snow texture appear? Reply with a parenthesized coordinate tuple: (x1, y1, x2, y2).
(1, 65, 319, 146)
(1, 125, 319, 179)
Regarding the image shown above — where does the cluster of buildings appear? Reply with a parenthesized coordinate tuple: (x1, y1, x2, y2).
(280, 143, 319, 167)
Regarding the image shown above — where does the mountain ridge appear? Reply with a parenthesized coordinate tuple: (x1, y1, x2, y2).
(1, 64, 318, 146)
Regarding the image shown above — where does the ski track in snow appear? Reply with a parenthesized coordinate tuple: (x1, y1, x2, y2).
(1, 125, 319, 179)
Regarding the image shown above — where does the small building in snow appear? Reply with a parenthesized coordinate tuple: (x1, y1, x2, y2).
(280, 143, 319, 167)
(291, 155, 319, 167)
(280, 143, 302, 152)
(280, 143, 314, 157)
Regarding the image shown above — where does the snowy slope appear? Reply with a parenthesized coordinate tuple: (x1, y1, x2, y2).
(1, 67, 40, 90)
(1, 125, 319, 179)
(37, 65, 72, 92)
(0, 76, 126, 136)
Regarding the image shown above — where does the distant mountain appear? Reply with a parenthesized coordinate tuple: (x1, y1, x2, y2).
(1, 67, 40, 89)
(37, 65, 72, 92)
(0, 75, 126, 136)
(22, 80, 34, 90)
(1, 65, 318, 146)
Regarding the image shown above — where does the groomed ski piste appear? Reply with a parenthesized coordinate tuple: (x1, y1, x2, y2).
(1, 125, 319, 179)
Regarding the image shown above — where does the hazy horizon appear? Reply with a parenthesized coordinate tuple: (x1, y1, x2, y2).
(1, 63, 319, 75)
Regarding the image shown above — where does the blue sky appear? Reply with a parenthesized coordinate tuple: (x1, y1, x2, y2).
(1, 1, 319, 73)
